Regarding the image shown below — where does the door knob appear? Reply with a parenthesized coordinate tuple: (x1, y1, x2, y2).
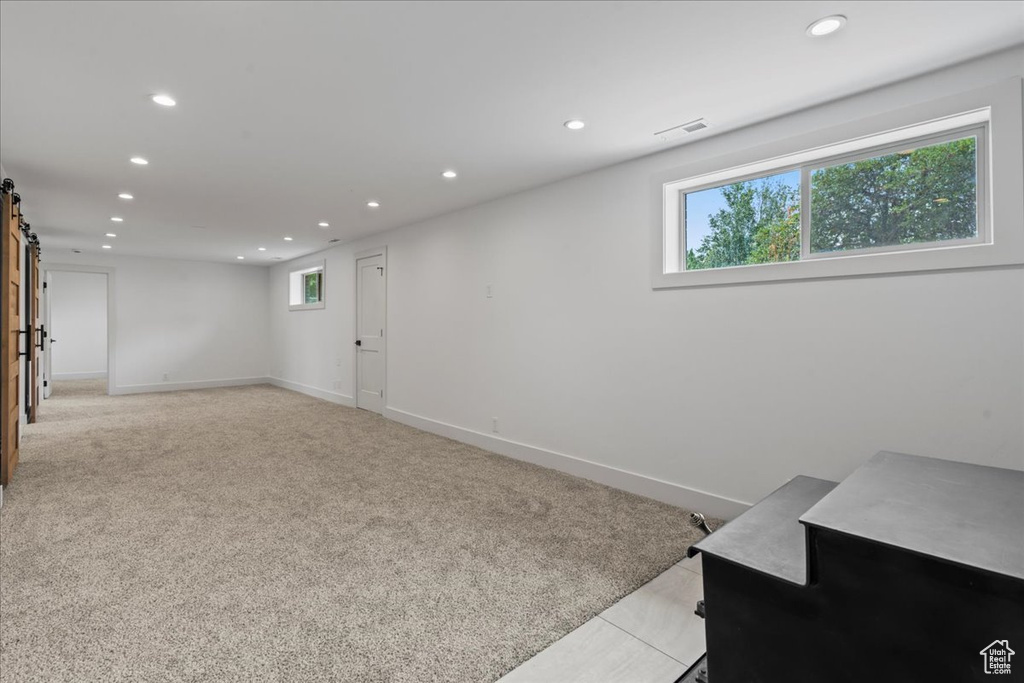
(354, 340, 362, 346)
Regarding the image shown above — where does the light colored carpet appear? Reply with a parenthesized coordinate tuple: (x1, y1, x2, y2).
(0, 380, 704, 682)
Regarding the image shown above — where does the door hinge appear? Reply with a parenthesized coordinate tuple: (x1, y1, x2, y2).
(42, 281, 47, 289)
(43, 380, 48, 387)
(379, 390, 383, 398)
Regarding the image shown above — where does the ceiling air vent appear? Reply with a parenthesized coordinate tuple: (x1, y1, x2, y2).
(654, 118, 709, 142)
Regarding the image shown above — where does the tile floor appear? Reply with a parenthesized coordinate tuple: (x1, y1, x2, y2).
(498, 554, 705, 683)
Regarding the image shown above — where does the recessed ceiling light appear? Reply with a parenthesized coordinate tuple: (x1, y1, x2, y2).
(237, 256, 245, 260)
(284, 236, 293, 241)
(110, 216, 124, 222)
(806, 15, 846, 37)
(106, 233, 117, 238)
(318, 221, 329, 227)
(130, 157, 149, 165)
(441, 170, 457, 179)
(151, 94, 176, 107)
(102, 245, 112, 249)
(367, 201, 380, 208)
(564, 119, 586, 130)
(258, 247, 266, 251)
(118, 193, 134, 200)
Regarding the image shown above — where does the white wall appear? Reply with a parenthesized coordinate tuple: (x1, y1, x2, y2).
(269, 48, 1024, 519)
(43, 253, 270, 393)
(49, 270, 107, 378)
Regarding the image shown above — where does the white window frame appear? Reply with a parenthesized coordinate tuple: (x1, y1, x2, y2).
(289, 261, 325, 311)
(652, 78, 1024, 289)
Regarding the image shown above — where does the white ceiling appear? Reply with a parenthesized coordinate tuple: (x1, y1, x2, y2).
(1, 1, 1021, 265)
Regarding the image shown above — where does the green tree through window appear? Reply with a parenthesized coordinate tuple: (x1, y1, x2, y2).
(810, 137, 977, 253)
(686, 173, 800, 270)
(304, 272, 321, 305)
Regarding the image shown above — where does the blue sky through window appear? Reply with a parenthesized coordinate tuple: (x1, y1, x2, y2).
(685, 170, 800, 253)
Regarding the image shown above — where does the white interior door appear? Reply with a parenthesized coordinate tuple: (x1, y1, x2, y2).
(42, 270, 52, 399)
(355, 252, 385, 413)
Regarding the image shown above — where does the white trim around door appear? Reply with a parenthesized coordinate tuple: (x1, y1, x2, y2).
(42, 264, 116, 396)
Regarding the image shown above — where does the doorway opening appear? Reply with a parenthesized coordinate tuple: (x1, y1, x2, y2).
(43, 267, 114, 398)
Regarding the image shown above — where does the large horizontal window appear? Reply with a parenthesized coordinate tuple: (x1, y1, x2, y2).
(653, 79, 1024, 289)
(681, 128, 983, 273)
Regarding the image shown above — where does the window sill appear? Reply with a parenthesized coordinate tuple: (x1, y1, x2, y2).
(652, 241, 1022, 289)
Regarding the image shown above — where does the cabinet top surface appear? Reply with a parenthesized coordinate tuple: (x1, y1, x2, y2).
(693, 475, 838, 585)
(800, 451, 1024, 581)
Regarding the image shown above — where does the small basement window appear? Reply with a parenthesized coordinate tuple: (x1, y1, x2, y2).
(289, 262, 325, 310)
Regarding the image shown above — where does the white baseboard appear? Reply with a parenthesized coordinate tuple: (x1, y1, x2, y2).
(111, 376, 269, 395)
(52, 372, 108, 380)
(385, 407, 750, 520)
(265, 381, 749, 519)
(267, 377, 355, 407)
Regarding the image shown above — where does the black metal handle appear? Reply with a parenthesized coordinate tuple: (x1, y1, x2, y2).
(354, 339, 362, 346)
(36, 325, 45, 350)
